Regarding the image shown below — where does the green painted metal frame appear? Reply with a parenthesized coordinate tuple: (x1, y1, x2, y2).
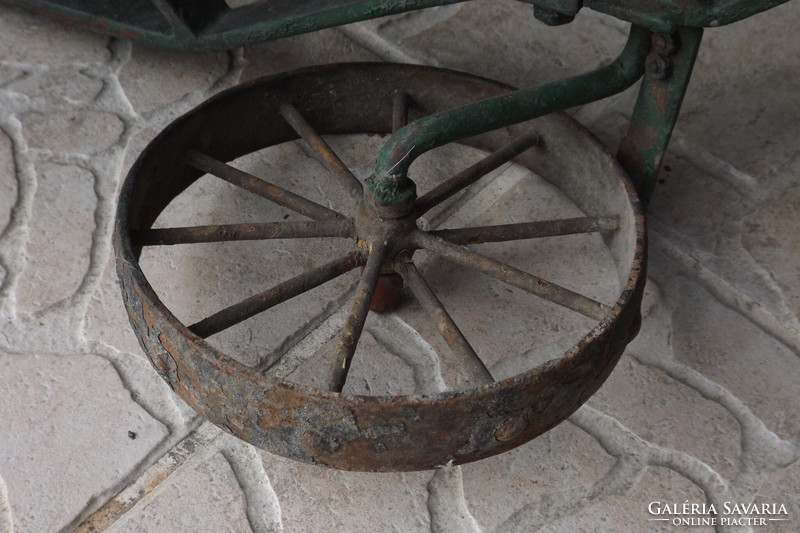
(617, 27, 704, 207)
(0, 0, 786, 207)
(366, 21, 708, 209)
(523, 0, 789, 32)
(0, 0, 789, 52)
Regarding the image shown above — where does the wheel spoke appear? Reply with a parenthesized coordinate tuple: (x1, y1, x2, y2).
(395, 258, 493, 386)
(279, 103, 363, 198)
(185, 150, 346, 221)
(415, 132, 542, 217)
(188, 251, 365, 339)
(326, 240, 389, 392)
(132, 219, 355, 246)
(429, 216, 618, 245)
(413, 230, 609, 321)
(392, 90, 408, 133)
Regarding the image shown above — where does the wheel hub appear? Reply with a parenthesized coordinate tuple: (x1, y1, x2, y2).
(353, 201, 418, 258)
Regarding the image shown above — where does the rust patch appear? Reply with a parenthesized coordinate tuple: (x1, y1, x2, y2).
(494, 417, 524, 442)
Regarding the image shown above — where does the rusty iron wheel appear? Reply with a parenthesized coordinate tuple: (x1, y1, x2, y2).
(115, 63, 646, 472)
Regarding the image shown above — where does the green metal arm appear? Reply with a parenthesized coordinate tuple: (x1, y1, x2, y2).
(369, 24, 651, 205)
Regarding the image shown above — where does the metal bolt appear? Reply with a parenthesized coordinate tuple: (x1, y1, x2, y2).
(646, 55, 672, 80)
(650, 32, 680, 55)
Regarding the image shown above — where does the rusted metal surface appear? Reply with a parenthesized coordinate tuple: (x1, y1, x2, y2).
(395, 257, 494, 386)
(280, 103, 363, 198)
(413, 230, 610, 321)
(116, 63, 646, 471)
(364, 175, 418, 218)
(186, 150, 346, 221)
(415, 132, 543, 217)
(132, 219, 355, 246)
(429, 216, 618, 244)
(373, 24, 651, 186)
(73, 422, 221, 533)
(328, 240, 388, 392)
(364, 83, 410, 325)
(190, 252, 365, 339)
(391, 90, 409, 134)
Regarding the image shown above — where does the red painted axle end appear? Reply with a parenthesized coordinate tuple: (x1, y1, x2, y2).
(370, 273, 403, 313)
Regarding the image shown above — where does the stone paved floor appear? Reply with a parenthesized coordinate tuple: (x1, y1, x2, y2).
(1, 1, 799, 532)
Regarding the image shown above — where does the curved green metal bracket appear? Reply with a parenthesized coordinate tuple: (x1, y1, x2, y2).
(370, 24, 651, 205)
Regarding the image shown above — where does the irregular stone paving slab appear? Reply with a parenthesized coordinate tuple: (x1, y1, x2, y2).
(84, 253, 151, 357)
(668, 275, 800, 441)
(0, 353, 168, 533)
(260, 451, 432, 532)
(288, 316, 419, 395)
(118, 45, 228, 115)
(535, 466, 712, 533)
(72, 422, 220, 533)
(83, 254, 199, 429)
(121, 123, 170, 175)
(111, 452, 253, 533)
(649, 151, 795, 319)
(5, 68, 103, 105)
(590, 355, 741, 480)
(412, 164, 618, 378)
(749, 461, 800, 533)
(16, 162, 95, 313)
(459, 420, 615, 531)
(648, 151, 742, 260)
(0, 5, 110, 65)
(0, 129, 16, 236)
(742, 186, 800, 320)
(139, 235, 357, 370)
(21, 110, 124, 155)
(427, 467, 484, 532)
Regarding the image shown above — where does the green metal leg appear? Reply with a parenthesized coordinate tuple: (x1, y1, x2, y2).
(617, 26, 704, 208)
